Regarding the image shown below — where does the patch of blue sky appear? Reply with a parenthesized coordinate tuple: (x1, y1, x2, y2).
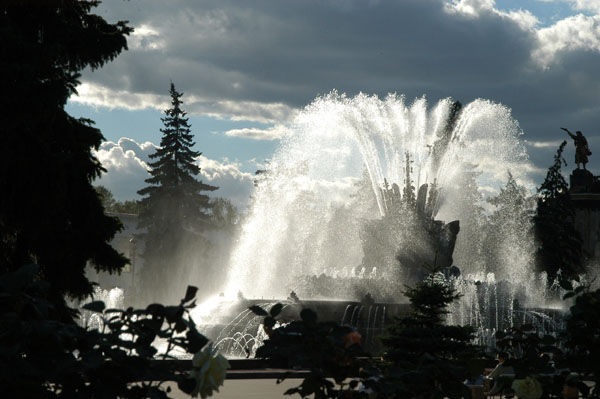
(494, 0, 590, 26)
(66, 102, 278, 172)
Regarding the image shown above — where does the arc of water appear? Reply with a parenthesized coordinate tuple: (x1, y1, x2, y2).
(352, 123, 387, 215)
(215, 302, 292, 357)
(494, 283, 499, 331)
(214, 308, 253, 345)
(372, 306, 380, 347)
(341, 305, 351, 326)
(354, 306, 365, 327)
(216, 333, 258, 358)
(349, 305, 360, 327)
(366, 305, 373, 349)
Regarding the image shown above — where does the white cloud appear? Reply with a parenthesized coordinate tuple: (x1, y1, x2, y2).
(129, 24, 166, 50)
(72, 81, 297, 124)
(503, 8, 541, 30)
(445, 0, 496, 17)
(72, 82, 169, 111)
(534, 14, 600, 66)
(561, 0, 600, 13)
(525, 139, 563, 148)
(74, 0, 600, 175)
(519, 162, 548, 176)
(94, 138, 153, 200)
(116, 137, 158, 163)
(224, 124, 292, 141)
(247, 158, 269, 170)
(445, 1, 600, 66)
(196, 155, 255, 209)
(446, 0, 540, 28)
(93, 137, 254, 209)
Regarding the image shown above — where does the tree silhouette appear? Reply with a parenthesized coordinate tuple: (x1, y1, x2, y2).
(482, 172, 536, 278)
(379, 267, 480, 399)
(95, 186, 118, 211)
(94, 186, 142, 214)
(0, 1, 131, 309)
(137, 83, 217, 298)
(534, 141, 584, 283)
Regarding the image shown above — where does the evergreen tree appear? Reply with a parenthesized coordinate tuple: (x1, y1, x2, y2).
(210, 198, 239, 230)
(488, 172, 534, 223)
(379, 266, 480, 399)
(137, 83, 217, 298)
(482, 172, 536, 279)
(0, 1, 131, 307)
(534, 141, 584, 283)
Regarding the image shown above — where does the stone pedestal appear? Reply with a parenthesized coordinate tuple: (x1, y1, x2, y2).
(570, 169, 597, 193)
(569, 169, 600, 261)
(571, 193, 600, 259)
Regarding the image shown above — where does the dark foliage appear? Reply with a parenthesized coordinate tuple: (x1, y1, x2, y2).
(0, 0, 131, 304)
(377, 268, 482, 399)
(137, 83, 217, 296)
(252, 266, 482, 399)
(493, 325, 579, 399)
(0, 264, 208, 398)
(95, 185, 144, 214)
(534, 141, 584, 283)
(562, 285, 600, 398)
(250, 304, 369, 399)
(490, 282, 599, 399)
(110, 200, 144, 215)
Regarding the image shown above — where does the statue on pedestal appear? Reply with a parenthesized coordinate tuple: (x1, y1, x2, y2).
(562, 127, 592, 170)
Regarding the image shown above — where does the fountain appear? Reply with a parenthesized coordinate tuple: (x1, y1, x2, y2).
(223, 92, 533, 296)
(79, 286, 125, 330)
(193, 91, 555, 355)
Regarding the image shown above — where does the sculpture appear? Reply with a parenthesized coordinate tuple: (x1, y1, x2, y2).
(562, 127, 592, 170)
(359, 153, 460, 285)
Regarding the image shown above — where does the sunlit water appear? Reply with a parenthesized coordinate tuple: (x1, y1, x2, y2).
(223, 92, 535, 300)
(79, 286, 125, 330)
(187, 91, 571, 355)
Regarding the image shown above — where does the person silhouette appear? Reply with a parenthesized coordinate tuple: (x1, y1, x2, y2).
(562, 127, 592, 170)
(485, 352, 515, 395)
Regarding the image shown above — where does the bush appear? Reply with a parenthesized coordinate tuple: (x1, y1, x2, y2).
(0, 264, 221, 398)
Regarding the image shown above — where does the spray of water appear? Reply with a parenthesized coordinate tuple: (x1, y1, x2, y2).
(223, 92, 534, 300)
(80, 286, 124, 330)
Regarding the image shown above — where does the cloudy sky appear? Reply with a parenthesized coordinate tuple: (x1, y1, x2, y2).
(67, 0, 600, 208)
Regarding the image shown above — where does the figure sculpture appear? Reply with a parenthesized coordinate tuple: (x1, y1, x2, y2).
(562, 127, 592, 170)
(360, 154, 460, 286)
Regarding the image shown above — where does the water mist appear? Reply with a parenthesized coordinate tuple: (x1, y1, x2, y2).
(222, 91, 536, 301)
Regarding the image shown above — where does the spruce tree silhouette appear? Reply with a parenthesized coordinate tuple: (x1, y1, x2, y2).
(534, 141, 584, 284)
(137, 83, 217, 299)
(0, 1, 132, 313)
(380, 265, 480, 399)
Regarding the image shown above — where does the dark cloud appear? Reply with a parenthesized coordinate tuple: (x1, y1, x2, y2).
(81, 0, 600, 172)
(89, 1, 534, 102)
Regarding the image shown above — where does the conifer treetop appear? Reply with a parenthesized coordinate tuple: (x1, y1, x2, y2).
(139, 83, 217, 197)
(137, 82, 217, 239)
(0, 0, 132, 302)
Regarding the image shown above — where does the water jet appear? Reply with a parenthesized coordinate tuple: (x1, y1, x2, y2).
(192, 92, 557, 355)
